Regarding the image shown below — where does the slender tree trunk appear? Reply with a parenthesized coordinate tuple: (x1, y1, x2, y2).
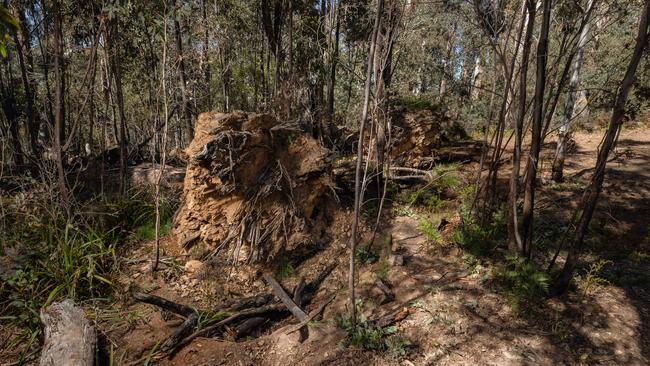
(202, 0, 211, 111)
(174, 1, 193, 140)
(326, 2, 340, 139)
(107, 21, 128, 193)
(552, 0, 595, 182)
(154, 3, 171, 273)
(52, 0, 70, 215)
(16, 7, 39, 156)
(551, 0, 649, 295)
(470, 53, 482, 101)
(439, 24, 456, 101)
(482, 3, 526, 221)
(350, 0, 384, 327)
(521, 0, 553, 257)
(0, 60, 24, 166)
(88, 45, 98, 156)
(507, 0, 536, 253)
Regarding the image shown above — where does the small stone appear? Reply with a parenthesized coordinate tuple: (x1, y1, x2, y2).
(389, 254, 404, 266)
(184, 260, 203, 274)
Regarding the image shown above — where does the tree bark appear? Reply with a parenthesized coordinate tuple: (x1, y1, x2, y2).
(107, 20, 128, 194)
(439, 24, 456, 101)
(350, 0, 384, 327)
(52, 0, 70, 215)
(552, 0, 595, 182)
(521, 0, 552, 257)
(202, 0, 211, 111)
(326, 2, 340, 138)
(507, 0, 536, 253)
(174, 1, 193, 139)
(16, 6, 40, 156)
(551, 0, 649, 295)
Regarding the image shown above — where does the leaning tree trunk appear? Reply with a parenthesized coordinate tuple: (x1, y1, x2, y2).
(39, 299, 95, 366)
(551, 0, 649, 295)
(521, 0, 552, 258)
(551, 0, 595, 182)
(507, 0, 536, 253)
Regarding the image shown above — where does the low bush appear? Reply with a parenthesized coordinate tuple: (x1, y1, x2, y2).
(494, 255, 550, 312)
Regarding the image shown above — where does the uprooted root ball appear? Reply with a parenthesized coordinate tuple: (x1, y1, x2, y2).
(173, 111, 334, 271)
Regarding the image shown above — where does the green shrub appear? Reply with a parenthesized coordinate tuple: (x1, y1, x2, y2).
(356, 246, 379, 264)
(452, 205, 505, 257)
(418, 217, 441, 244)
(339, 302, 411, 356)
(495, 255, 550, 312)
(2, 221, 116, 331)
(102, 188, 178, 243)
(377, 257, 391, 280)
(276, 263, 295, 279)
(578, 259, 612, 297)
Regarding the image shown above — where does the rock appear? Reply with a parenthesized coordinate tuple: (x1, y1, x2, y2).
(184, 260, 203, 274)
(389, 254, 404, 266)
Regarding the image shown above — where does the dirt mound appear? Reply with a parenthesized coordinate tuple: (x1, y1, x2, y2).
(173, 111, 333, 269)
(390, 105, 466, 168)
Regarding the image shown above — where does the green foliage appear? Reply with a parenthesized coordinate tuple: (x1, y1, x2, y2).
(132, 215, 172, 242)
(0, 187, 175, 334)
(577, 259, 612, 297)
(339, 302, 411, 357)
(195, 310, 229, 330)
(398, 95, 438, 111)
(0, 6, 19, 59)
(356, 246, 379, 264)
(2, 221, 116, 331)
(451, 206, 505, 257)
(276, 263, 295, 280)
(430, 163, 461, 192)
(103, 188, 178, 243)
(494, 255, 550, 312)
(396, 164, 460, 214)
(418, 217, 441, 244)
(385, 334, 413, 359)
(629, 250, 650, 264)
(376, 257, 391, 280)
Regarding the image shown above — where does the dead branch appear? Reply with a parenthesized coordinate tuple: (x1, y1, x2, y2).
(285, 294, 337, 335)
(263, 273, 307, 322)
(133, 292, 195, 316)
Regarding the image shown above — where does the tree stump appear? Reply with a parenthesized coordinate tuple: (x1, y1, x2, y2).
(39, 299, 95, 366)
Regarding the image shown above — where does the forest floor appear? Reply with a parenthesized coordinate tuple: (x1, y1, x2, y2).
(2, 127, 649, 365)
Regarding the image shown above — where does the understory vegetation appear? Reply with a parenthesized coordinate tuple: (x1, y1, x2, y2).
(0, 186, 177, 347)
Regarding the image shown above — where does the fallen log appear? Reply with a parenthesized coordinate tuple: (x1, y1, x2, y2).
(171, 303, 285, 353)
(285, 293, 337, 335)
(263, 273, 307, 322)
(160, 313, 198, 354)
(235, 317, 267, 339)
(133, 261, 339, 357)
(39, 299, 96, 366)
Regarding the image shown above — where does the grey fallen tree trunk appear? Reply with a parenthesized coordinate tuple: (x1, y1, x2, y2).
(39, 299, 96, 366)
